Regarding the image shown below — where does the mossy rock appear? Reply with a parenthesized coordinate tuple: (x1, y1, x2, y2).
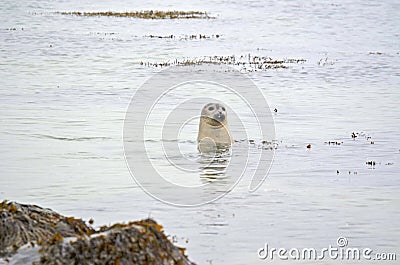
(0, 201, 194, 265)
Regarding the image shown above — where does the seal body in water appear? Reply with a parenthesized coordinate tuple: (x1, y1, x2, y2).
(197, 103, 232, 152)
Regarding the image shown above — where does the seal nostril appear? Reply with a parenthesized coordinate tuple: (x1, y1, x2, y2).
(213, 113, 225, 122)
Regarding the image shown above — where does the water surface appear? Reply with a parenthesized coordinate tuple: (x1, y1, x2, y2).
(1, 0, 399, 264)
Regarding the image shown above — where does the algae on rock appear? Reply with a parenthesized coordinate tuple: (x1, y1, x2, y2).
(0, 201, 194, 265)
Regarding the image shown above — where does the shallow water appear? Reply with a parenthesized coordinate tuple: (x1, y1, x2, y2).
(1, 0, 400, 264)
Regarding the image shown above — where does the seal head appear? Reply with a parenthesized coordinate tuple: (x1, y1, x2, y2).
(200, 103, 227, 127)
(198, 103, 232, 152)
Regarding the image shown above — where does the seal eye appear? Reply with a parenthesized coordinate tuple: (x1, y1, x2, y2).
(222, 107, 226, 111)
(208, 106, 214, 111)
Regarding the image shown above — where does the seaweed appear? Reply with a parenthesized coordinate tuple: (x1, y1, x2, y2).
(140, 54, 306, 72)
(0, 201, 194, 265)
(144, 34, 221, 40)
(0, 201, 94, 257)
(55, 10, 214, 19)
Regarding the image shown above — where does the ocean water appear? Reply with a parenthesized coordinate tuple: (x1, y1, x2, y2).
(1, 0, 399, 264)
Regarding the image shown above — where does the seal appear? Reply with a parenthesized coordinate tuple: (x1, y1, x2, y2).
(197, 103, 232, 152)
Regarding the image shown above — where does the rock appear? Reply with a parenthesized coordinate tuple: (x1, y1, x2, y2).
(0, 201, 94, 258)
(0, 201, 194, 265)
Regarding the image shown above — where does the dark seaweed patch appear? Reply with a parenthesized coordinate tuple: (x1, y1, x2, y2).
(55, 10, 214, 19)
(140, 54, 306, 72)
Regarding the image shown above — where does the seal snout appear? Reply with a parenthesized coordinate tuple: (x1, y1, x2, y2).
(213, 112, 225, 122)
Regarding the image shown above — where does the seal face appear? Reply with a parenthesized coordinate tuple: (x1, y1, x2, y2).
(197, 103, 232, 152)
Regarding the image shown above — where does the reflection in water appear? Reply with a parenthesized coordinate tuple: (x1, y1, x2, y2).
(198, 146, 231, 182)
